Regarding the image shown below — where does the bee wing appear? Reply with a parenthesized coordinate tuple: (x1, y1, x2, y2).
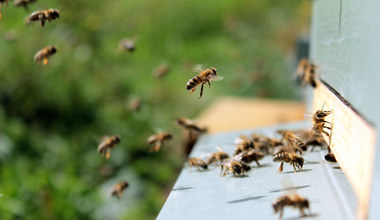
(215, 146, 224, 152)
(303, 112, 313, 119)
(211, 75, 224, 81)
(193, 64, 205, 73)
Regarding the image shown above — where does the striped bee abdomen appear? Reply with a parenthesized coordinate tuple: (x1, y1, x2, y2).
(186, 75, 202, 90)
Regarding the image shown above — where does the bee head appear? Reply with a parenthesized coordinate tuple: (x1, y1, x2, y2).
(232, 164, 242, 174)
(201, 164, 208, 170)
(301, 199, 310, 209)
(114, 135, 121, 143)
(272, 202, 280, 213)
(51, 9, 60, 18)
(49, 46, 57, 54)
(210, 67, 217, 75)
(297, 157, 304, 168)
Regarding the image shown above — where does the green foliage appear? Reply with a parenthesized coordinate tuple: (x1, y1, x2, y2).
(0, 0, 309, 219)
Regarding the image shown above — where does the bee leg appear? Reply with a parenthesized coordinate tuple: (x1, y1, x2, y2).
(199, 83, 204, 99)
(207, 79, 211, 88)
(278, 162, 284, 173)
(293, 164, 297, 173)
(255, 159, 261, 167)
(279, 208, 284, 219)
(41, 19, 45, 27)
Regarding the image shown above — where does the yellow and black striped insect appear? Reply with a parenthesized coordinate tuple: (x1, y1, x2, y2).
(186, 67, 223, 99)
(14, 0, 36, 10)
(34, 45, 57, 65)
(273, 152, 304, 173)
(28, 8, 59, 27)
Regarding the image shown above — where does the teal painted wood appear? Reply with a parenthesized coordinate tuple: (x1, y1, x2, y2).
(310, 0, 380, 218)
(157, 122, 354, 220)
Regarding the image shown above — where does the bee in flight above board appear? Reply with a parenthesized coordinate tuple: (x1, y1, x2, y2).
(186, 66, 224, 99)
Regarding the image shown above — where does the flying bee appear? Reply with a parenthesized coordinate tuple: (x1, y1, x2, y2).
(34, 45, 57, 65)
(176, 117, 207, 135)
(153, 64, 170, 79)
(272, 194, 310, 219)
(234, 149, 264, 166)
(206, 147, 230, 166)
(0, 0, 10, 21)
(186, 67, 224, 99)
(119, 38, 135, 52)
(279, 131, 307, 154)
(295, 58, 317, 88)
(233, 140, 255, 156)
(188, 157, 208, 170)
(324, 153, 337, 162)
(147, 132, 173, 152)
(220, 159, 251, 177)
(97, 135, 121, 159)
(273, 152, 304, 173)
(110, 181, 129, 199)
(28, 9, 60, 27)
(128, 97, 142, 112)
(14, 0, 36, 10)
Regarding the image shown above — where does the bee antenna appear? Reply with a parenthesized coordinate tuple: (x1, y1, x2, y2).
(321, 102, 326, 110)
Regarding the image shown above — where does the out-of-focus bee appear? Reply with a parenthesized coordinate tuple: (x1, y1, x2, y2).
(221, 159, 251, 177)
(14, 0, 36, 10)
(28, 9, 60, 27)
(34, 45, 57, 65)
(176, 117, 207, 135)
(188, 157, 208, 170)
(252, 133, 281, 154)
(295, 58, 317, 88)
(324, 153, 337, 163)
(128, 97, 142, 112)
(206, 147, 230, 165)
(186, 67, 223, 99)
(279, 131, 307, 154)
(97, 135, 121, 159)
(234, 135, 249, 145)
(272, 194, 310, 219)
(147, 132, 173, 152)
(234, 149, 264, 166)
(233, 140, 255, 156)
(220, 159, 251, 177)
(0, 0, 10, 21)
(153, 64, 170, 79)
(277, 129, 326, 152)
(273, 152, 304, 173)
(111, 181, 129, 199)
(119, 38, 135, 52)
(307, 133, 326, 152)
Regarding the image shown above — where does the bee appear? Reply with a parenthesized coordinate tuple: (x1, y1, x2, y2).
(153, 64, 170, 79)
(252, 134, 281, 154)
(307, 133, 326, 152)
(233, 140, 255, 156)
(206, 148, 230, 165)
(273, 152, 304, 173)
(311, 105, 333, 151)
(119, 38, 135, 52)
(324, 153, 337, 162)
(97, 135, 121, 159)
(277, 129, 326, 152)
(176, 117, 207, 135)
(295, 58, 317, 88)
(186, 67, 223, 99)
(279, 131, 307, 154)
(234, 149, 264, 166)
(34, 45, 57, 65)
(220, 159, 251, 177)
(14, 0, 36, 10)
(28, 9, 60, 27)
(110, 181, 129, 199)
(147, 132, 173, 152)
(272, 194, 310, 219)
(0, 0, 10, 21)
(188, 157, 208, 170)
(128, 97, 142, 112)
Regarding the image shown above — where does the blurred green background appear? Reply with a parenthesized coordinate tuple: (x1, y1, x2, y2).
(0, 0, 310, 219)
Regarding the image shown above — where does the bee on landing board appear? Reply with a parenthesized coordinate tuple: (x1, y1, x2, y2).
(147, 132, 173, 152)
(279, 131, 307, 154)
(311, 105, 333, 151)
(295, 58, 317, 88)
(233, 140, 255, 156)
(111, 181, 129, 199)
(220, 159, 251, 177)
(28, 9, 60, 27)
(0, 0, 10, 21)
(14, 0, 36, 10)
(206, 147, 230, 166)
(186, 67, 223, 99)
(273, 152, 304, 173)
(188, 157, 208, 170)
(234, 150, 264, 166)
(272, 194, 310, 219)
(251, 133, 281, 154)
(97, 135, 121, 159)
(34, 45, 57, 65)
